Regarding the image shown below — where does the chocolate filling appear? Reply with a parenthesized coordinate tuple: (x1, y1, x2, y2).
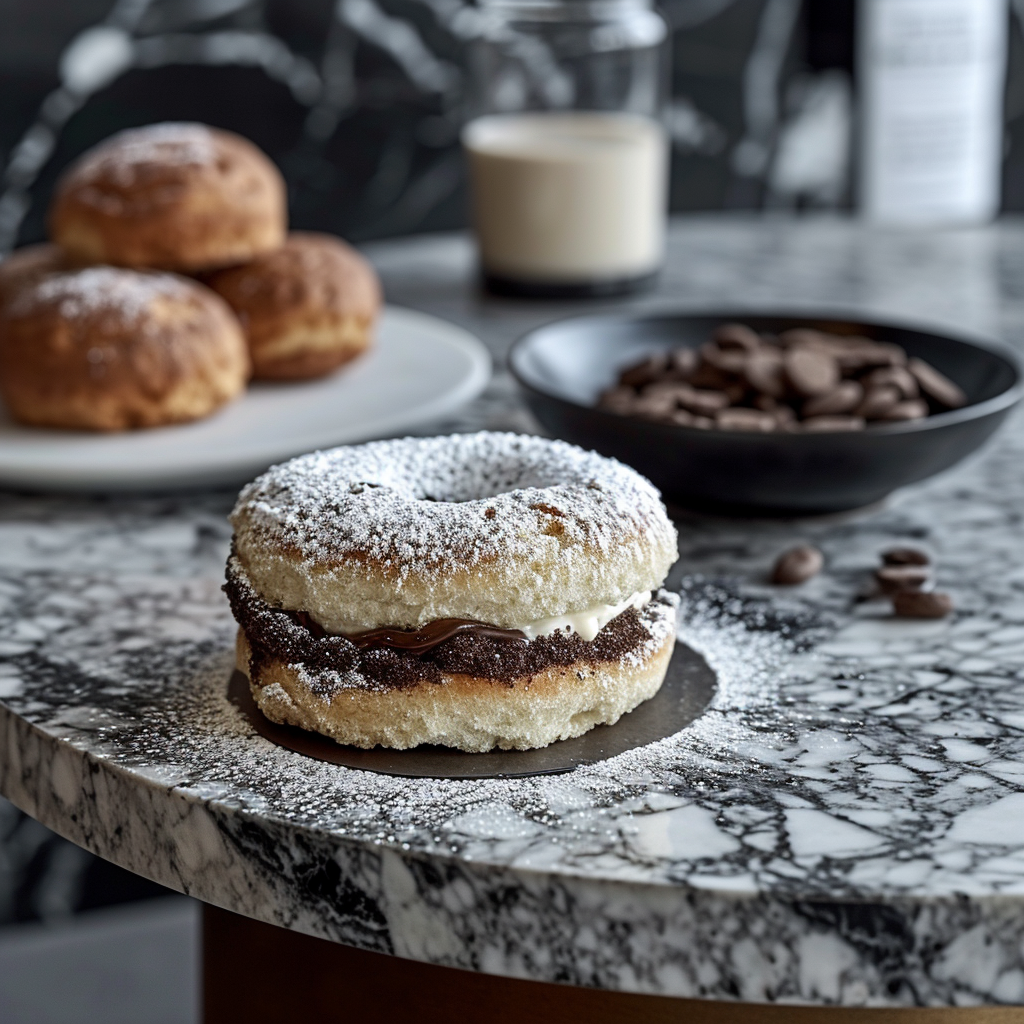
(299, 613, 528, 652)
(224, 560, 671, 691)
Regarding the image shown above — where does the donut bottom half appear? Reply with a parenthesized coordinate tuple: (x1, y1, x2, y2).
(236, 626, 675, 753)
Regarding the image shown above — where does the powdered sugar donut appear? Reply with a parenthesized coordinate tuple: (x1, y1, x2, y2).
(227, 432, 679, 751)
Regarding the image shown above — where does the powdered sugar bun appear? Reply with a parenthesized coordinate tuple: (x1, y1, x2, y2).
(49, 122, 286, 272)
(230, 432, 678, 632)
(0, 266, 249, 430)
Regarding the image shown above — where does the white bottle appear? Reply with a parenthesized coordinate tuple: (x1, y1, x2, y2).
(858, 0, 1008, 225)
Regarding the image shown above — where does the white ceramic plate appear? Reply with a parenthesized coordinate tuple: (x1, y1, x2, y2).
(0, 306, 491, 492)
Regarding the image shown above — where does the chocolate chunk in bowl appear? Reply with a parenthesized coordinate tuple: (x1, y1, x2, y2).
(509, 311, 1022, 515)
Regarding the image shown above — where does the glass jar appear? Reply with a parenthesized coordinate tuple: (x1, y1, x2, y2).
(463, 0, 670, 297)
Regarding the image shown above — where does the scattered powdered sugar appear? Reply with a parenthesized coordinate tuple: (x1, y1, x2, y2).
(234, 432, 674, 575)
(108, 579, 814, 858)
(8, 266, 190, 322)
(76, 122, 218, 187)
(231, 432, 680, 631)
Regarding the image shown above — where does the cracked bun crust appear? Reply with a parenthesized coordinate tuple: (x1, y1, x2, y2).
(0, 267, 250, 430)
(203, 232, 380, 380)
(49, 123, 286, 272)
(230, 433, 679, 633)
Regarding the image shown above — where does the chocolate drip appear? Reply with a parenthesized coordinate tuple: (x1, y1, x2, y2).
(342, 619, 527, 653)
(292, 610, 527, 653)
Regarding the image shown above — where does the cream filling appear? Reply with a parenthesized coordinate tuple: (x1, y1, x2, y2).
(517, 591, 651, 642)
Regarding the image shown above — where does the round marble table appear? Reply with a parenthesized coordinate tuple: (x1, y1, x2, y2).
(3, 216, 1024, 1019)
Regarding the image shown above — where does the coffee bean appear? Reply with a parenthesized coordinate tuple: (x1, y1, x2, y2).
(879, 399, 929, 422)
(744, 349, 785, 397)
(855, 385, 901, 420)
(801, 415, 866, 432)
(876, 565, 931, 594)
(864, 366, 919, 399)
(882, 547, 930, 566)
(908, 357, 967, 409)
(714, 323, 761, 351)
(678, 387, 730, 416)
(692, 416, 715, 429)
(802, 381, 864, 417)
(716, 408, 776, 432)
(619, 354, 668, 387)
(892, 590, 953, 618)
(772, 544, 824, 584)
(784, 347, 840, 397)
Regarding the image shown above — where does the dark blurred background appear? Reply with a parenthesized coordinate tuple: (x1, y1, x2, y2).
(1, 0, 1024, 935)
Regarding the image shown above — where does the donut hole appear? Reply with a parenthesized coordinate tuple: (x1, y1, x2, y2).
(362, 447, 589, 505)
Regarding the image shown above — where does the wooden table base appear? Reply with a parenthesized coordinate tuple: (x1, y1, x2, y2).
(202, 905, 1019, 1024)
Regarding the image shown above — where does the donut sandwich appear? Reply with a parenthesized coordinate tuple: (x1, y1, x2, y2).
(227, 433, 679, 752)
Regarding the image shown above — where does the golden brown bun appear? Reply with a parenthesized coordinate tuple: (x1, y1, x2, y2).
(236, 623, 675, 752)
(0, 267, 250, 431)
(0, 244, 77, 310)
(203, 232, 381, 380)
(49, 123, 286, 273)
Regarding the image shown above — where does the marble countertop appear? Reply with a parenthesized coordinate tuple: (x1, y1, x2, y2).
(4, 216, 1024, 1008)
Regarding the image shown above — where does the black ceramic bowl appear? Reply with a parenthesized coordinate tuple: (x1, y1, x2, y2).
(509, 311, 1022, 515)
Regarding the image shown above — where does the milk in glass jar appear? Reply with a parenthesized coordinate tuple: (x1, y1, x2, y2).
(463, 0, 670, 296)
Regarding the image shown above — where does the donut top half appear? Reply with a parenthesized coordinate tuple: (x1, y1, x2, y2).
(230, 432, 679, 637)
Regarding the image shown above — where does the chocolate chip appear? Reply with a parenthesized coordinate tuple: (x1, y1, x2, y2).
(784, 347, 840, 397)
(892, 590, 953, 618)
(668, 348, 698, 378)
(864, 366, 919, 399)
(875, 565, 931, 594)
(744, 349, 785, 397)
(779, 328, 829, 349)
(907, 357, 967, 409)
(619, 354, 668, 387)
(855, 385, 901, 420)
(688, 361, 733, 390)
(701, 342, 749, 375)
(772, 544, 824, 584)
(633, 394, 676, 419)
(802, 381, 864, 417)
(882, 547, 930, 566)
(667, 409, 695, 426)
(879, 399, 929, 422)
(679, 387, 730, 416)
(714, 323, 761, 351)
(604, 323, 958, 436)
(716, 407, 776, 432)
(597, 387, 637, 414)
(835, 340, 907, 371)
(800, 415, 866, 432)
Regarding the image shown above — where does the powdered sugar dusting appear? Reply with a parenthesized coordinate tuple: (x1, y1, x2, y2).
(7, 266, 191, 322)
(231, 433, 679, 630)
(75, 122, 218, 187)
